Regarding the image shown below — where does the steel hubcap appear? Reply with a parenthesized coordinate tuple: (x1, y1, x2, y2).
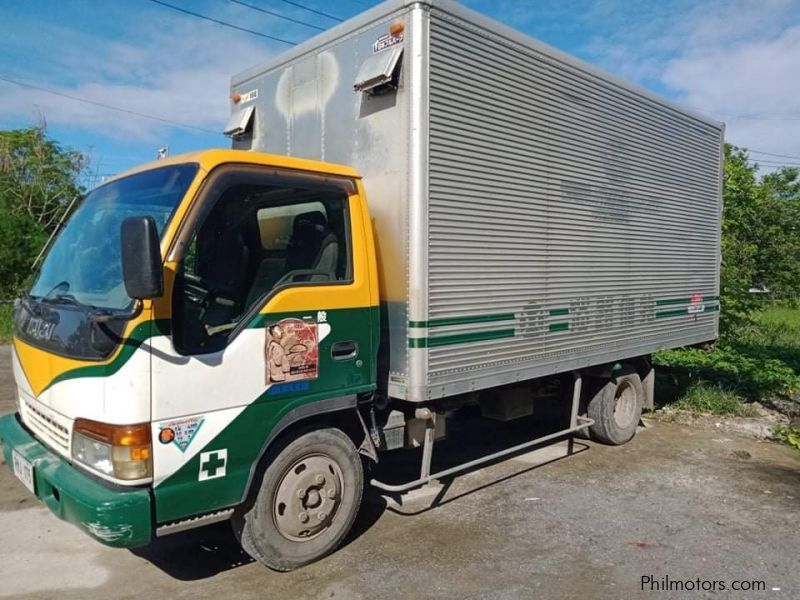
(273, 454, 344, 541)
(613, 381, 637, 428)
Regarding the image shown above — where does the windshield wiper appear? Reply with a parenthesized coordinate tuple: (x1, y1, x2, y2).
(40, 281, 92, 309)
(42, 280, 72, 301)
(42, 293, 82, 307)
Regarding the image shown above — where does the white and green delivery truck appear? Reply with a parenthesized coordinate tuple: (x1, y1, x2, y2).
(0, 0, 722, 571)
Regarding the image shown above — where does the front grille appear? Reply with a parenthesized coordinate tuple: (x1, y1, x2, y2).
(23, 398, 70, 454)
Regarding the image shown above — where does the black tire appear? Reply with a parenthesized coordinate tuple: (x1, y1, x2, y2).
(234, 428, 363, 571)
(587, 366, 644, 445)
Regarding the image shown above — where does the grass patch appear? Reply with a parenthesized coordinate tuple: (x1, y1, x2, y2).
(655, 346, 800, 400)
(672, 382, 759, 417)
(654, 304, 800, 404)
(0, 304, 12, 344)
(754, 305, 800, 334)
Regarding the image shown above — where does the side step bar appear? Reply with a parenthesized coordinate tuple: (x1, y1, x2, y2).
(370, 373, 593, 494)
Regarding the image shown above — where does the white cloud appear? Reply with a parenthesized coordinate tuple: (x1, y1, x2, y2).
(580, 0, 800, 164)
(4, 0, 800, 167)
(663, 22, 800, 162)
(0, 5, 289, 142)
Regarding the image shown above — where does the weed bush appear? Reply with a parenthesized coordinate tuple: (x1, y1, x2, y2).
(0, 304, 12, 343)
(672, 382, 759, 417)
(655, 346, 800, 400)
(771, 424, 800, 450)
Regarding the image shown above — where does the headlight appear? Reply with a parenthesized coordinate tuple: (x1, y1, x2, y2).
(72, 419, 152, 481)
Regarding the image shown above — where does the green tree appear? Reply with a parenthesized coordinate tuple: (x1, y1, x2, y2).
(761, 167, 800, 202)
(755, 167, 800, 301)
(0, 124, 86, 297)
(719, 144, 762, 337)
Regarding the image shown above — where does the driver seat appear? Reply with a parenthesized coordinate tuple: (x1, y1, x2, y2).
(245, 211, 338, 307)
(285, 211, 338, 280)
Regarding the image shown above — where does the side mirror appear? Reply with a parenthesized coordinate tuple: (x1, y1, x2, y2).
(120, 216, 163, 300)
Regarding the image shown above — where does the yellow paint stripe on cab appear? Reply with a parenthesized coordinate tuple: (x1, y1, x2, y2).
(13, 306, 153, 398)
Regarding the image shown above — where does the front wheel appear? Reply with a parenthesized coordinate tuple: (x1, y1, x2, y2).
(234, 428, 363, 571)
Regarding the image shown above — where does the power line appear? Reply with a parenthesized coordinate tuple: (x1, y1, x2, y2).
(751, 159, 800, 167)
(747, 148, 800, 160)
(0, 75, 221, 135)
(276, 0, 344, 22)
(146, 0, 298, 45)
(728, 114, 800, 122)
(229, 0, 325, 31)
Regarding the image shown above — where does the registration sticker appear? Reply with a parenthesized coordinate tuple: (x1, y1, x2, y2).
(158, 416, 205, 453)
(688, 293, 705, 314)
(12, 450, 35, 494)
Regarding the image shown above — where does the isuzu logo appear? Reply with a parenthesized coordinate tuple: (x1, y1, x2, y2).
(25, 317, 56, 342)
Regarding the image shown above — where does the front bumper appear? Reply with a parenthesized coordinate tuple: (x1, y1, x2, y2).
(0, 413, 152, 548)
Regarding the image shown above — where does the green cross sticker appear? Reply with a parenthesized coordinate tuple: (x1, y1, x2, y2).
(198, 449, 227, 481)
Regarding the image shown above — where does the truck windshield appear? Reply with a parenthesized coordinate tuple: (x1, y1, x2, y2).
(29, 164, 199, 311)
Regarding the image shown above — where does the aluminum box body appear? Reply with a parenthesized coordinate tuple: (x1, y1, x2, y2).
(230, 0, 723, 402)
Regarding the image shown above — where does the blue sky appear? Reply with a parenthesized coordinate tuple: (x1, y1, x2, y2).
(2, 0, 800, 184)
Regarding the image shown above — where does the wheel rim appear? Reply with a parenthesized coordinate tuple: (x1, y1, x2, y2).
(273, 453, 344, 542)
(613, 381, 637, 428)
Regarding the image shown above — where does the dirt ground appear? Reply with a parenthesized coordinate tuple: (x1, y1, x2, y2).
(0, 344, 798, 599)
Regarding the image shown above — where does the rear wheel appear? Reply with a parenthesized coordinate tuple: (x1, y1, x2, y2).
(234, 428, 363, 571)
(587, 366, 643, 445)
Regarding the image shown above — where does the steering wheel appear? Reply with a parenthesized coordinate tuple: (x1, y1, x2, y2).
(182, 272, 237, 315)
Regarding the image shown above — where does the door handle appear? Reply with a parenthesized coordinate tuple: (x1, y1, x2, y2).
(331, 340, 358, 361)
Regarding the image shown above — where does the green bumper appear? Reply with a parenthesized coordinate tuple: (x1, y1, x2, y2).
(0, 413, 152, 548)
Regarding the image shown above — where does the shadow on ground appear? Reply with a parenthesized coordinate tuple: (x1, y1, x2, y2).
(132, 397, 582, 580)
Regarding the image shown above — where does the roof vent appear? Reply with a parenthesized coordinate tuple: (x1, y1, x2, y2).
(224, 105, 255, 138)
(354, 47, 404, 94)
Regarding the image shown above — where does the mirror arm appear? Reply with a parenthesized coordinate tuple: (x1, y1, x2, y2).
(90, 299, 144, 324)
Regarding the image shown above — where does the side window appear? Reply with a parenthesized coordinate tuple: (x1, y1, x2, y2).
(173, 177, 351, 355)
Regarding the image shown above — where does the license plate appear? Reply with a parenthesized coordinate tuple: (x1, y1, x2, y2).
(12, 450, 35, 494)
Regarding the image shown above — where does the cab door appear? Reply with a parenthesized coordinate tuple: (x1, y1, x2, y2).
(149, 164, 378, 524)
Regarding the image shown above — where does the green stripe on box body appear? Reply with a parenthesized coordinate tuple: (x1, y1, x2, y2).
(409, 328, 515, 348)
(655, 308, 690, 319)
(549, 308, 570, 316)
(549, 322, 570, 332)
(656, 304, 720, 319)
(409, 313, 516, 328)
(656, 295, 720, 306)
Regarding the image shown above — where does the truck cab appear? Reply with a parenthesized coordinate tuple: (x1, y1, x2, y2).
(2, 150, 380, 565)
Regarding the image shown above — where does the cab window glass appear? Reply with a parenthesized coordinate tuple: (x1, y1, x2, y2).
(173, 178, 351, 355)
(257, 201, 326, 250)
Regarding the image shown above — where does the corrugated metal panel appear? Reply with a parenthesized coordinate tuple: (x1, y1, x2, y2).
(237, 8, 416, 394)
(425, 9, 722, 387)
